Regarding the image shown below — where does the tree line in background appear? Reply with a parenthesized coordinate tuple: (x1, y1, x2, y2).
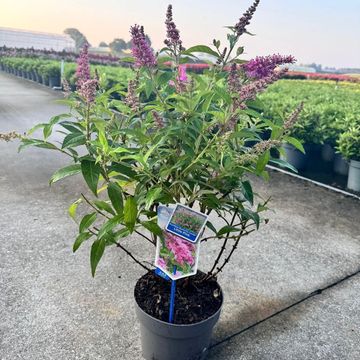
(63, 28, 151, 53)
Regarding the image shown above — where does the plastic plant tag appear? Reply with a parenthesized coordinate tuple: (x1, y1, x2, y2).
(155, 205, 201, 280)
(154, 267, 171, 281)
(165, 204, 208, 243)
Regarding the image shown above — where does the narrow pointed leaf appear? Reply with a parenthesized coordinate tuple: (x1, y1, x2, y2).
(81, 160, 100, 196)
(141, 221, 163, 238)
(124, 197, 137, 233)
(94, 200, 115, 215)
(90, 238, 106, 277)
(50, 164, 81, 185)
(73, 232, 92, 252)
(107, 182, 124, 215)
(68, 198, 82, 221)
(79, 212, 97, 233)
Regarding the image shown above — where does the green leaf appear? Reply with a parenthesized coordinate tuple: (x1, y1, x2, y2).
(145, 79, 153, 99)
(73, 232, 92, 252)
(217, 225, 239, 236)
(201, 92, 215, 113)
(49, 164, 81, 185)
(256, 150, 270, 173)
(285, 137, 305, 154)
(113, 228, 130, 240)
(269, 158, 298, 173)
(107, 182, 124, 215)
(94, 200, 115, 215)
(90, 238, 106, 277)
(18, 138, 58, 152)
(98, 130, 109, 152)
(81, 160, 101, 196)
(141, 221, 163, 237)
(183, 45, 219, 58)
(124, 197, 137, 233)
(97, 214, 123, 239)
(110, 162, 137, 179)
(157, 71, 173, 86)
(62, 132, 86, 149)
(43, 124, 53, 140)
(79, 212, 97, 233)
(68, 198, 82, 221)
(206, 221, 217, 234)
(144, 187, 162, 210)
(248, 211, 260, 229)
(43, 113, 72, 139)
(236, 46, 244, 56)
(214, 86, 232, 105)
(241, 180, 253, 205)
(27, 123, 47, 135)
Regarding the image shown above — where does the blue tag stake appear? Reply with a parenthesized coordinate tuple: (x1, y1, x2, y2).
(169, 266, 177, 323)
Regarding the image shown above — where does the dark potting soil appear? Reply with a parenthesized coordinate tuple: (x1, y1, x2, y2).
(134, 271, 223, 325)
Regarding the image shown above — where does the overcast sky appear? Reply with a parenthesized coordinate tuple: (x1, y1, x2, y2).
(1, 0, 359, 68)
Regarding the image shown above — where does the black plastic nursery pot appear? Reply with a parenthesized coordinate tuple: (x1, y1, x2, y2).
(281, 143, 308, 170)
(48, 76, 61, 88)
(282, 143, 322, 171)
(333, 153, 349, 176)
(134, 272, 223, 360)
(321, 143, 336, 163)
(42, 77, 49, 86)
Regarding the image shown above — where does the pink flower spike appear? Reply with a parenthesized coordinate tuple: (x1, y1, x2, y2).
(178, 65, 188, 83)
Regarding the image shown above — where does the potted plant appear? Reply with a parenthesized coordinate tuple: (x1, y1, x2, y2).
(337, 125, 360, 192)
(4, 2, 302, 359)
(280, 106, 323, 171)
(38, 63, 49, 86)
(47, 64, 61, 88)
(319, 105, 345, 163)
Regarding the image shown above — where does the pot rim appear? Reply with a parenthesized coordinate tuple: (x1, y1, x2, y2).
(350, 159, 360, 167)
(134, 275, 224, 328)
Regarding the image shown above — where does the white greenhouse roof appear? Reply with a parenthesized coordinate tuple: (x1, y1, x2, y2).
(0, 27, 75, 51)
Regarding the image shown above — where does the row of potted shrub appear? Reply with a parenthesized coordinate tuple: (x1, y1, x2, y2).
(0, 45, 126, 66)
(0, 56, 134, 92)
(0, 57, 61, 88)
(259, 79, 360, 192)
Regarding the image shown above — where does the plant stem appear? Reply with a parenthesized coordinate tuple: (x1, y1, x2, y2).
(208, 228, 256, 281)
(134, 230, 155, 245)
(206, 211, 238, 277)
(116, 242, 152, 272)
(81, 193, 111, 220)
(88, 226, 151, 272)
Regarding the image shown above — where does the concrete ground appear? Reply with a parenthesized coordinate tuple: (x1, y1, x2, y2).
(0, 72, 359, 360)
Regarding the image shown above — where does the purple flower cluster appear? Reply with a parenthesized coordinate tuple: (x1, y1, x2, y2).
(234, 0, 260, 37)
(75, 44, 98, 103)
(76, 44, 91, 89)
(130, 25, 156, 68)
(239, 68, 287, 102)
(152, 111, 165, 128)
(245, 54, 295, 79)
(228, 63, 240, 92)
(164, 5, 183, 50)
(78, 79, 98, 104)
(125, 79, 139, 112)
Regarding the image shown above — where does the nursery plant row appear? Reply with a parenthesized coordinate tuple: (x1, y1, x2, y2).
(0, 56, 133, 90)
(259, 80, 360, 192)
(0, 46, 123, 66)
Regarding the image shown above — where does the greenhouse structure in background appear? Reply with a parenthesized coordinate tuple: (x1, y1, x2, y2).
(0, 27, 75, 51)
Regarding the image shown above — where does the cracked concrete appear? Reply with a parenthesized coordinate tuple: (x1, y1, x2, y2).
(0, 72, 359, 359)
